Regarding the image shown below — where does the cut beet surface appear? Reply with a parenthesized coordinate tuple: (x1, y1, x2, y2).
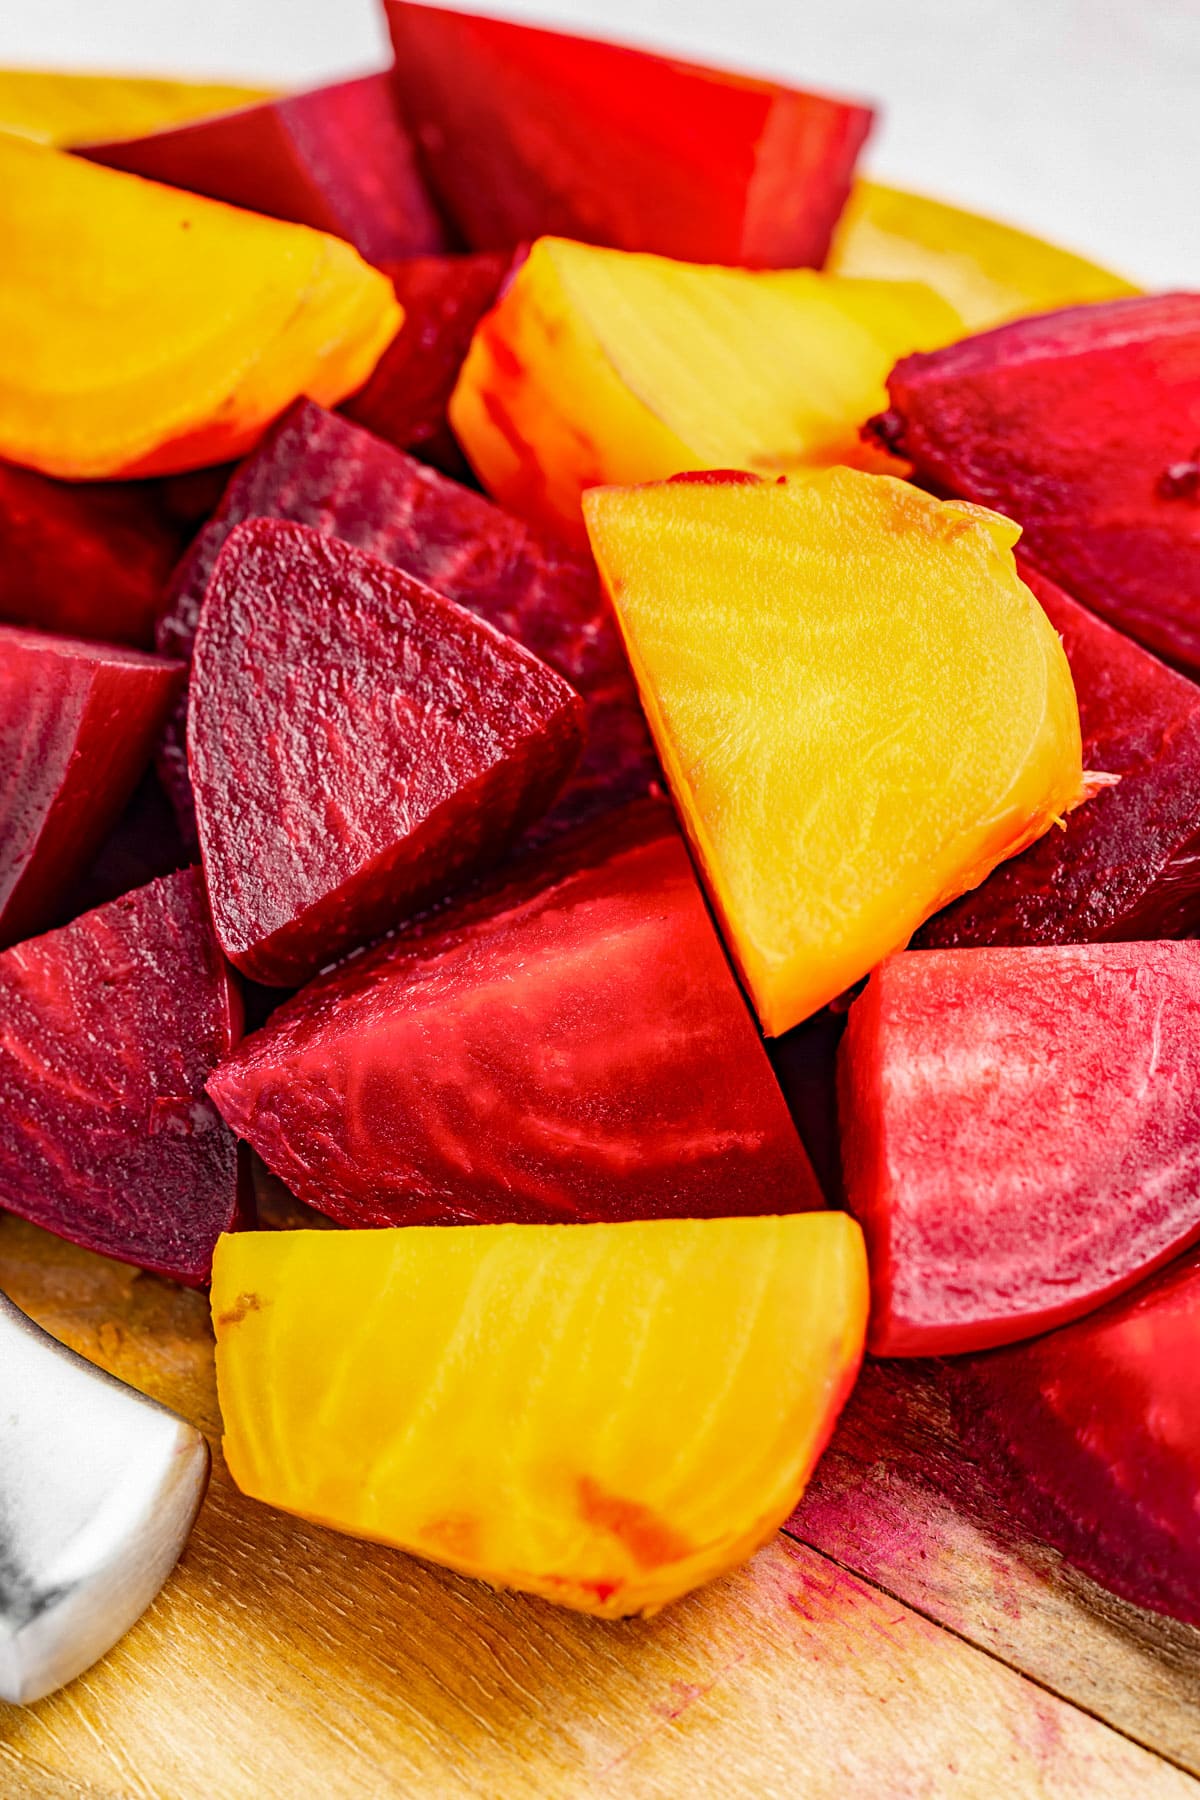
(157, 398, 657, 850)
(951, 1245, 1200, 1626)
(873, 294, 1200, 674)
(81, 72, 447, 265)
(918, 560, 1200, 946)
(209, 799, 824, 1227)
(341, 251, 509, 474)
(385, 1, 873, 267)
(0, 458, 183, 647)
(0, 625, 182, 949)
(0, 867, 245, 1285)
(840, 941, 1200, 1356)
(188, 517, 585, 986)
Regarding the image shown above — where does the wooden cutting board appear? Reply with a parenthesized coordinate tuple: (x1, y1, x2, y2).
(1, 1213, 1198, 1800)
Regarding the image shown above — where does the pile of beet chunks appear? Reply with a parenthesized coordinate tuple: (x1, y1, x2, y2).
(5, 0, 1200, 1628)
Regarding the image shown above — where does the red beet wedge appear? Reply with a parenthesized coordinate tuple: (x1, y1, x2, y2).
(341, 251, 508, 473)
(158, 399, 657, 849)
(0, 460, 182, 648)
(81, 72, 446, 264)
(0, 868, 245, 1285)
(384, 1, 873, 267)
(188, 517, 585, 985)
(209, 800, 824, 1226)
(839, 942, 1200, 1356)
(872, 294, 1200, 675)
(951, 1246, 1200, 1627)
(0, 626, 182, 949)
(918, 560, 1200, 946)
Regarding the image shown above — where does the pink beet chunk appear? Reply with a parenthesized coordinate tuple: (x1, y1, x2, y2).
(157, 399, 657, 849)
(0, 868, 245, 1285)
(0, 626, 182, 948)
(951, 1245, 1200, 1627)
(187, 517, 585, 985)
(873, 294, 1200, 674)
(839, 941, 1200, 1356)
(209, 800, 824, 1227)
(917, 560, 1200, 946)
(81, 72, 446, 264)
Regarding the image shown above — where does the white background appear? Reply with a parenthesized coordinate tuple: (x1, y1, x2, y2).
(1, 0, 1196, 289)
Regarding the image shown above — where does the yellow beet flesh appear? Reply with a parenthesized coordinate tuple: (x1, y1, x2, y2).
(212, 1214, 868, 1617)
(0, 69, 273, 146)
(828, 181, 1139, 331)
(584, 469, 1083, 1036)
(0, 137, 401, 479)
(449, 236, 962, 540)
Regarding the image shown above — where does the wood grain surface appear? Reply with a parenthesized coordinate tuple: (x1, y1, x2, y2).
(1, 1215, 1197, 1800)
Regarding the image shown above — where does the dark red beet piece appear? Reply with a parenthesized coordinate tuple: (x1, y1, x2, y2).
(839, 942, 1200, 1357)
(384, 1, 872, 267)
(157, 399, 657, 849)
(81, 72, 446, 264)
(951, 1245, 1200, 1626)
(0, 868, 245, 1285)
(917, 560, 1200, 946)
(0, 626, 182, 949)
(341, 251, 508, 474)
(68, 769, 190, 924)
(209, 800, 824, 1227)
(0, 460, 182, 648)
(188, 517, 585, 986)
(873, 294, 1200, 674)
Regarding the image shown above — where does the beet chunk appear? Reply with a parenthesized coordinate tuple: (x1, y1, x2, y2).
(0, 868, 244, 1284)
(840, 941, 1200, 1356)
(874, 294, 1200, 674)
(188, 518, 585, 985)
(209, 800, 824, 1227)
(0, 626, 182, 948)
(157, 398, 657, 848)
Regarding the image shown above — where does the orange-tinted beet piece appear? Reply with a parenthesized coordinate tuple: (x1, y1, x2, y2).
(0, 868, 245, 1284)
(873, 294, 1200, 674)
(0, 626, 182, 947)
(951, 1245, 1200, 1626)
(918, 561, 1200, 946)
(188, 518, 585, 985)
(209, 801, 824, 1227)
(157, 399, 656, 849)
(384, 1, 873, 267)
(0, 459, 182, 647)
(341, 252, 508, 473)
(840, 942, 1200, 1356)
(82, 73, 446, 265)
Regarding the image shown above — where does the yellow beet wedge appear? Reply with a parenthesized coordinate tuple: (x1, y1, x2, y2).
(828, 181, 1139, 331)
(0, 137, 401, 479)
(584, 469, 1084, 1036)
(212, 1214, 868, 1617)
(450, 235, 962, 541)
(0, 69, 273, 146)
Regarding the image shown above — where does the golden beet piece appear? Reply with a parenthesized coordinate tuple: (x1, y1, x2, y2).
(212, 1213, 868, 1617)
(828, 182, 1138, 331)
(0, 138, 401, 479)
(584, 469, 1083, 1035)
(0, 69, 273, 146)
(449, 236, 961, 540)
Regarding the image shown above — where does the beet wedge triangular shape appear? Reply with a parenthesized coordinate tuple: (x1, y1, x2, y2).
(188, 517, 585, 985)
(385, 0, 873, 268)
(159, 399, 657, 850)
(0, 625, 182, 948)
(873, 294, 1200, 674)
(0, 868, 245, 1284)
(951, 1245, 1200, 1626)
(840, 942, 1200, 1355)
(918, 561, 1200, 946)
(209, 801, 825, 1227)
